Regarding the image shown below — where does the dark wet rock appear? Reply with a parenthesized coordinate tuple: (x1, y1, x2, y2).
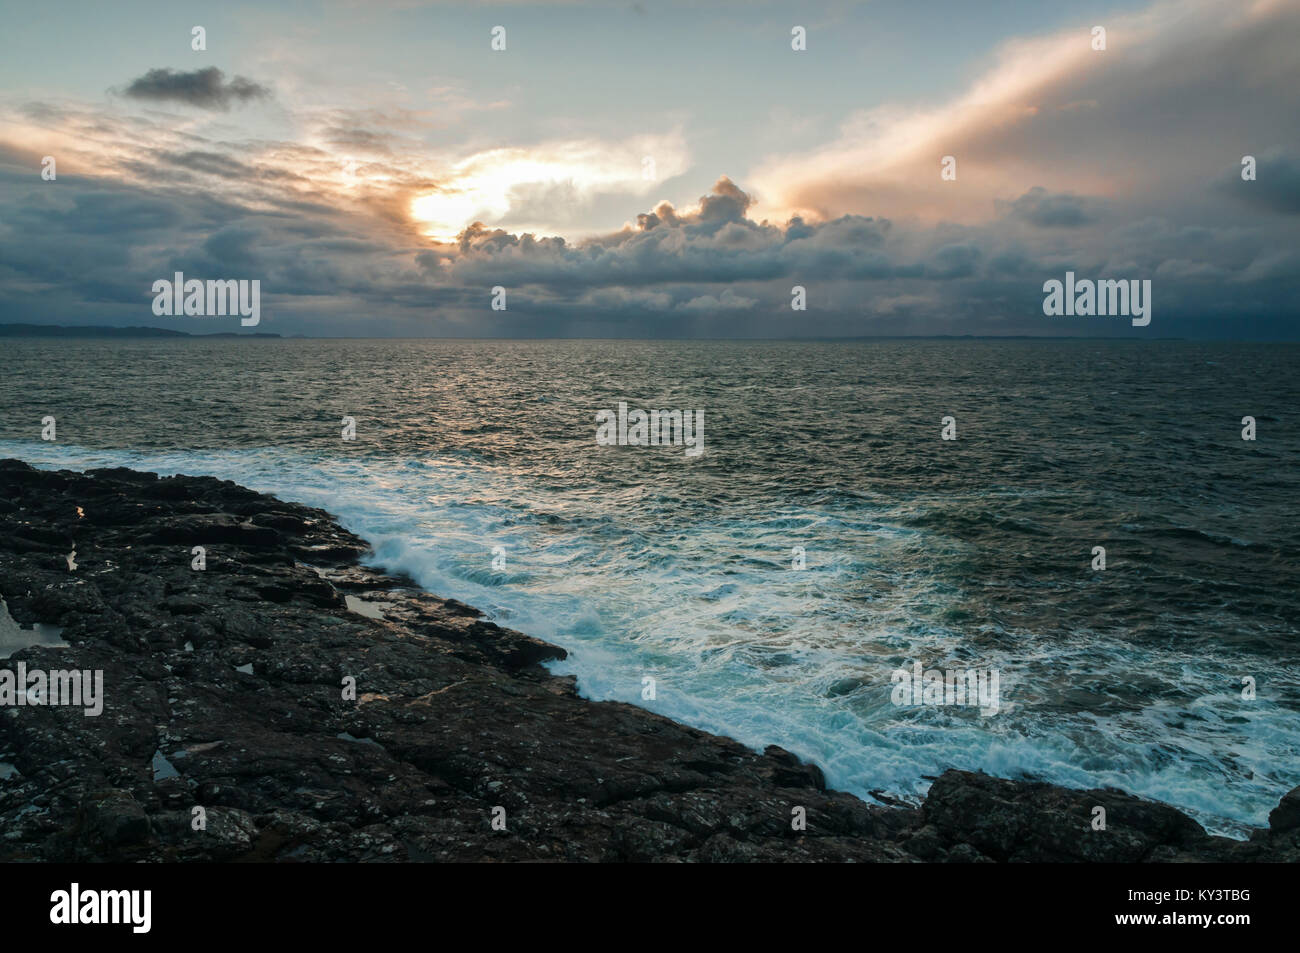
(84, 791, 151, 846)
(0, 458, 1294, 863)
(763, 745, 827, 791)
(922, 770, 1221, 862)
(1269, 785, 1300, 832)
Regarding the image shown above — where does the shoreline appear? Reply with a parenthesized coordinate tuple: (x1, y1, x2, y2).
(0, 457, 1295, 862)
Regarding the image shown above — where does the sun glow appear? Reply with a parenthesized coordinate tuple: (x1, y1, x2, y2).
(410, 136, 688, 243)
(410, 157, 550, 242)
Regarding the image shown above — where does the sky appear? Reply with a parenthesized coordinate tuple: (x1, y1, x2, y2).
(0, 0, 1297, 338)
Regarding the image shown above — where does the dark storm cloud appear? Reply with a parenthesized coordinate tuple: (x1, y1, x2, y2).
(1216, 150, 1300, 216)
(928, 244, 982, 278)
(201, 227, 263, 268)
(999, 187, 1101, 228)
(444, 178, 979, 290)
(121, 67, 271, 110)
(1, 143, 1297, 338)
(430, 176, 1299, 337)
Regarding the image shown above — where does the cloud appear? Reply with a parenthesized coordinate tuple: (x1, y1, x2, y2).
(1217, 149, 1300, 215)
(1, 140, 1295, 338)
(1, 0, 1297, 339)
(678, 289, 757, 311)
(409, 132, 690, 241)
(748, 0, 1300, 227)
(121, 67, 272, 111)
(998, 187, 1102, 227)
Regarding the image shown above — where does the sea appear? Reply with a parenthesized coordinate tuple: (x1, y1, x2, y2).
(1, 337, 1297, 837)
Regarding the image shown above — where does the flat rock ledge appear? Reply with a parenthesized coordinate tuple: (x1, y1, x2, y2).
(0, 458, 1295, 862)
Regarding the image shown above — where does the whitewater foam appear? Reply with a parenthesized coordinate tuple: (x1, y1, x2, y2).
(4, 438, 1297, 837)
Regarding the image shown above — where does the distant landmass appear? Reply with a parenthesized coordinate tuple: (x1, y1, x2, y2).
(0, 324, 281, 338)
(0, 324, 1194, 341)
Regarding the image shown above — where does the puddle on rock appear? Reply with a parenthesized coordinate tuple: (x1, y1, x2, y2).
(0, 598, 67, 660)
(345, 595, 392, 620)
(151, 749, 180, 781)
(336, 732, 383, 748)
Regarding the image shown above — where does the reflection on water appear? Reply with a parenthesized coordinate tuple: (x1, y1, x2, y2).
(0, 598, 67, 660)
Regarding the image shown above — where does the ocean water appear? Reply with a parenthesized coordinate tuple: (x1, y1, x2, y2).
(1, 338, 1298, 837)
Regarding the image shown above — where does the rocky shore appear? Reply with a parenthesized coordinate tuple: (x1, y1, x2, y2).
(0, 457, 1295, 862)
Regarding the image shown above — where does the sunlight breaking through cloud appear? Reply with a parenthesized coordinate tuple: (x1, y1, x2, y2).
(410, 134, 689, 242)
